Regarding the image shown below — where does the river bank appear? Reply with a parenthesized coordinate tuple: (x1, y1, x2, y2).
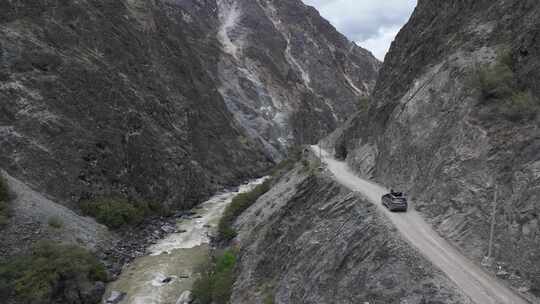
(103, 178, 267, 304)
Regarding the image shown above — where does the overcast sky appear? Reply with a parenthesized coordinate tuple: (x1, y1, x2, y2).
(302, 0, 417, 61)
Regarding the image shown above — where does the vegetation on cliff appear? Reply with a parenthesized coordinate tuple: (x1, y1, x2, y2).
(218, 180, 272, 241)
(0, 176, 11, 227)
(0, 241, 106, 304)
(196, 148, 307, 304)
(192, 250, 237, 304)
(218, 147, 304, 241)
(80, 197, 168, 229)
(477, 49, 539, 121)
(0, 176, 8, 202)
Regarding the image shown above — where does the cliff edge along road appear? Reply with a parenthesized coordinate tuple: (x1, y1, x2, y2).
(312, 145, 529, 304)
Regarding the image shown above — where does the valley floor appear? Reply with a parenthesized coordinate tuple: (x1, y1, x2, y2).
(103, 178, 267, 304)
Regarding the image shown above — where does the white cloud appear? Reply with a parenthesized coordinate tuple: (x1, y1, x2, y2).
(302, 0, 416, 61)
(356, 26, 401, 61)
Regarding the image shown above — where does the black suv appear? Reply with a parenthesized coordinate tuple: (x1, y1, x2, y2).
(381, 190, 408, 212)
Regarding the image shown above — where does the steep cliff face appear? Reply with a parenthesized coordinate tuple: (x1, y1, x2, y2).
(330, 0, 540, 293)
(0, 0, 272, 210)
(216, 0, 380, 159)
(0, 0, 378, 213)
(231, 163, 470, 304)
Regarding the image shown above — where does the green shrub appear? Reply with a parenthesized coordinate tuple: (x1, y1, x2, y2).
(0, 201, 8, 212)
(357, 96, 370, 112)
(0, 215, 8, 227)
(0, 177, 11, 228)
(476, 49, 540, 121)
(218, 147, 307, 241)
(192, 251, 237, 304)
(0, 176, 8, 202)
(505, 91, 540, 121)
(263, 292, 275, 304)
(81, 197, 143, 229)
(192, 261, 213, 304)
(80, 197, 166, 229)
(477, 57, 515, 101)
(218, 180, 272, 241)
(0, 241, 107, 303)
(270, 146, 303, 178)
(0, 178, 11, 228)
(219, 226, 238, 241)
(48, 216, 63, 229)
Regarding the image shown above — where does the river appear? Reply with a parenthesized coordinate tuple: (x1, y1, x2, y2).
(103, 177, 267, 304)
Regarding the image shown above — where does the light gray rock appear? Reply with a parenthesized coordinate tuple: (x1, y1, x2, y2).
(215, 0, 380, 159)
(176, 290, 193, 304)
(0, 171, 115, 256)
(105, 291, 126, 304)
(0, 0, 272, 216)
(331, 0, 540, 297)
(231, 164, 471, 304)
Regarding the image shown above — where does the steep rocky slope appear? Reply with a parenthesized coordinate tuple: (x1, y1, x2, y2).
(0, 172, 114, 257)
(328, 0, 540, 294)
(0, 0, 271, 211)
(216, 0, 380, 159)
(231, 161, 471, 304)
(0, 0, 378, 215)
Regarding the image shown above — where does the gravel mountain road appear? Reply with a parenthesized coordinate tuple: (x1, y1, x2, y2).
(312, 145, 529, 304)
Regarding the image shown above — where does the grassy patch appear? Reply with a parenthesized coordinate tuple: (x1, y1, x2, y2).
(476, 49, 540, 121)
(0, 241, 107, 303)
(506, 91, 539, 121)
(218, 180, 272, 241)
(0, 176, 8, 202)
(477, 51, 515, 101)
(48, 216, 63, 229)
(357, 96, 370, 112)
(218, 146, 310, 241)
(263, 292, 275, 304)
(0, 201, 10, 227)
(301, 157, 321, 176)
(192, 250, 237, 304)
(270, 146, 303, 178)
(80, 197, 167, 229)
(0, 176, 11, 228)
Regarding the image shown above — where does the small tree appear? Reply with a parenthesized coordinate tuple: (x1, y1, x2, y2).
(192, 251, 238, 304)
(357, 96, 370, 112)
(0, 176, 9, 202)
(0, 176, 11, 228)
(476, 49, 540, 120)
(0, 241, 107, 302)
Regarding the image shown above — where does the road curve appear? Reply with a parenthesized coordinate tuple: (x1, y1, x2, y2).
(311, 145, 529, 304)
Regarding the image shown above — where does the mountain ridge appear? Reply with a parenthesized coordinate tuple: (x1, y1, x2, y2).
(328, 0, 540, 296)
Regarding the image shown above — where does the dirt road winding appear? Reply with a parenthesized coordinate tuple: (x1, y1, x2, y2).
(312, 145, 529, 304)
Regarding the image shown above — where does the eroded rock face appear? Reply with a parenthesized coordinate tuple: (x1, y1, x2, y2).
(215, 0, 380, 159)
(330, 0, 540, 293)
(0, 0, 274, 210)
(232, 165, 470, 304)
(0, 0, 379, 210)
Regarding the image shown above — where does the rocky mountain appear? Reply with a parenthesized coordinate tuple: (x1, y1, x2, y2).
(231, 158, 471, 304)
(0, 0, 269, 213)
(0, 0, 379, 216)
(0, 1, 378, 302)
(327, 0, 540, 295)
(216, 0, 380, 160)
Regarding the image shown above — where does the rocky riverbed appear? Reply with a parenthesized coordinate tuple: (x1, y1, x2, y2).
(103, 178, 267, 304)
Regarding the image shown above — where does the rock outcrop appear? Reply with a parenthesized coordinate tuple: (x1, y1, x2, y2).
(0, 0, 271, 211)
(328, 0, 540, 295)
(0, 0, 379, 213)
(231, 162, 471, 304)
(215, 0, 380, 159)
